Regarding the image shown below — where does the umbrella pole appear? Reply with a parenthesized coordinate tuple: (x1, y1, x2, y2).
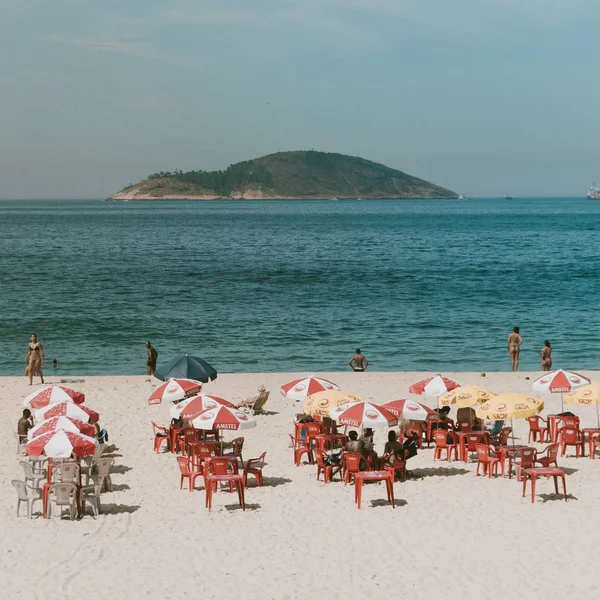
(561, 392, 564, 413)
(511, 416, 515, 448)
(596, 402, 600, 429)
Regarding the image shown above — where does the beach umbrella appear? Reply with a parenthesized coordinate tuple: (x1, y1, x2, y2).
(280, 376, 340, 402)
(330, 402, 398, 429)
(36, 401, 99, 424)
(27, 416, 95, 441)
(170, 393, 235, 420)
(26, 430, 98, 458)
(475, 393, 544, 445)
(532, 369, 591, 412)
(409, 375, 461, 397)
(24, 385, 85, 409)
(438, 385, 496, 408)
(190, 406, 256, 431)
(380, 399, 436, 421)
(147, 378, 203, 405)
(304, 390, 361, 418)
(565, 384, 600, 428)
(154, 354, 217, 383)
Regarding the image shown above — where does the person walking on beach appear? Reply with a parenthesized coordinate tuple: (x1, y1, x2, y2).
(540, 340, 552, 371)
(25, 333, 44, 385)
(146, 341, 158, 375)
(507, 327, 523, 372)
(349, 348, 368, 372)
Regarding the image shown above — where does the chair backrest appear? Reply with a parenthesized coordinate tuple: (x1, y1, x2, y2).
(527, 416, 543, 431)
(195, 441, 221, 460)
(433, 430, 449, 447)
(465, 434, 486, 451)
(12, 480, 28, 500)
(207, 456, 239, 476)
(182, 427, 198, 442)
(546, 443, 559, 461)
(176, 456, 191, 475)
(304, 422, 325, 438)
(50, 483, 77, 504)
(231, 437, 245, 457)
(314, 449, 327, 467)
(94, 457, 114, 477)
(342, 452, 366, 473)
(516, 447, 536, 467)
(562, 417, 580, 429)
(253, 390, 269, 411)
(246, 452, 267, 471)
(54, 462, 80, 483)
(498, 427, 512, 445)
(475, 443, 491, 461)
(314, 436, 332, 453)
(152, 421, 167, 435)
(20, 460, 34, 478)
(559, 426, 579, 443)
(457, 421, 472, 433)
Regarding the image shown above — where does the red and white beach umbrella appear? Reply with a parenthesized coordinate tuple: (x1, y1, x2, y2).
(147, 378, 203, 405)
(26, 430, 98, 458)
(36, 401, 99, 425)
(170, 393, 235, 420)
(409, 375, 461, 397)
(330, 402, 398, 429)
(532, 370, 591, 395)
(24, 385, 85, 409)
(280, 376, 340, 402)
(380, 399, 436, 422)
(27, 416, 95, 441)
(190, 406, 257, 431)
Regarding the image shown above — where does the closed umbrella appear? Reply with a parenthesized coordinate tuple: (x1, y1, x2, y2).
(154, 354, 217, 383)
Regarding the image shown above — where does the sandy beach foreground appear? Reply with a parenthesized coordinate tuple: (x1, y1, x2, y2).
(2, 371, 600, 600)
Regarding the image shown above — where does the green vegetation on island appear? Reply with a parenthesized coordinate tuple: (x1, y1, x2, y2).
(108, 151, 457, 200)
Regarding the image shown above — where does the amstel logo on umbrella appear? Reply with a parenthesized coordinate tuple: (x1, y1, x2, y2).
(235, 412, 248, 420)
(340, 418, 361, 427)
(294, 384, 306, 392)
(200, 412, 214, 420)
(365, 410, 379, 420)
(407, 404, 419, 411)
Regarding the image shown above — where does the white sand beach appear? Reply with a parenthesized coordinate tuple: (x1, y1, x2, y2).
(2, 371, 599, 600)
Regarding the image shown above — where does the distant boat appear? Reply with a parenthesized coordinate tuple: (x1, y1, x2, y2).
(587, 183, 600, 199)
(330, 197, 339, 201)
(503, 194, 513, 199)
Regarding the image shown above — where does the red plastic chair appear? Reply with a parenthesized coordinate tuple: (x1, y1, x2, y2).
(463, 433, 490, 462)
(457, 421, 472, 433)
(490, 427, 512, 447)
(526, 416, 548, 443)
(314, 436, 333, 453)
(475, 444, 499, 478)
(341, 452, 368, 485)
(152, 422, 169, 453)
(559, 426, 584, 458)
(383, 451, 407, 483)
(535, 443, 559, 468)
(176, 457, 203, 491)
(289, 434, 313, 466)
(511, 447, 537, 481)
(189, 441, 221, 471)
(178, 427, 199, 456)
(561, 416, 580, 430)
(224, 437, 244, 466)
(243, 452, 266, 487)
(204, 457, 245, 511)
(315, 450, 341, 484)
(433, 430, 458, 462)
(590, 433, 600, 460)
(403, 425, 423, 449)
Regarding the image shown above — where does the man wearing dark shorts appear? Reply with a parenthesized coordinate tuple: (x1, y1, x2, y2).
(146, 341, 158, 375)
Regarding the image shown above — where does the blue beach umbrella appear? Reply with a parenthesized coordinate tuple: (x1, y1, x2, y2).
(154, 354, 217, 383)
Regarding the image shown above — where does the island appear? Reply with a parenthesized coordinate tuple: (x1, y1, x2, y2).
(107, 150, 457, 200)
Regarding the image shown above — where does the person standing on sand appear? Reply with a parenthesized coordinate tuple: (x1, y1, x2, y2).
(507, 326, 523, 372)
(349, 348, 368, 372)
(540, 340, 552, 371)
(25, 333, 44, 385)
(146, 341, 158, 375)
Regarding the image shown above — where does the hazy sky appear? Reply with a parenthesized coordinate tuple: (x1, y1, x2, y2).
(1, 0, 599, 198)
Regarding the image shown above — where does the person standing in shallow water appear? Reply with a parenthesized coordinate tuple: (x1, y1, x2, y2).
(146, 341, 158, 376)
(349, 348, 368, 372)
(540, 340, 552, 371)
(25, 333, 44, 385)
(507, 327, 523, 372)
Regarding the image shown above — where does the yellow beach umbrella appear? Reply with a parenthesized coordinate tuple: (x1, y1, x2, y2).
(565, 384, 600, 427)
(475, 393, 544, 421)
(304, 390, 361, 417)
(438, 385, 496, 408)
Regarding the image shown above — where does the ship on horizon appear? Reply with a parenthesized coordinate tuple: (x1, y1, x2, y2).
(587, 183, 600, 199)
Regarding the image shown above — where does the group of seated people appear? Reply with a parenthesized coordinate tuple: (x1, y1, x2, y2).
(417, 406, 504, 438)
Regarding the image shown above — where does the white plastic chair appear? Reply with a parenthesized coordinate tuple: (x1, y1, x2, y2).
(81, 446, 104, 485)
(29, 456, 48, 477)
(91, 457, 114, 492)
(12, 480, 42, 518)
(53, 462, 80, 484)
(81, 482, 102, 517)
(20, 460, 44, 491)
(47, 483, 78, 520)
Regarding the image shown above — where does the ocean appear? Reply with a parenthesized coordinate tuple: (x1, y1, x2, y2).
(1, 197, 598, 376)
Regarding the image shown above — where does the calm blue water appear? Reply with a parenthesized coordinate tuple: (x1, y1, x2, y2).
(0, 198, 598, 375)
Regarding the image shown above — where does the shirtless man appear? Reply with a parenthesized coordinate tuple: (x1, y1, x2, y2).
(349, 348, 369, 372)
(507, 327, 523, 372)
(146, 341, 158, 375)
(18, 409, 34, 444)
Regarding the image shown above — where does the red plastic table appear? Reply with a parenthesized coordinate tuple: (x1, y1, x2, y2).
(493, 445, 530, 477)
(547, 415, 564, 442)
(581, 428, 600, 458)
(353, 470, 395, 509)
(314, 434, 349, 452)
(521, 467, 567, 503)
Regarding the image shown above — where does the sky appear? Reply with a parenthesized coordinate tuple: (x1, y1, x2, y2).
(1, 0, 599, 198)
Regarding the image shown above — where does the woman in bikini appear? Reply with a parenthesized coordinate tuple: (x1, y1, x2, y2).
(25, 333, 45, 385)
(507, 327, 523, 372)
(540, 340, 552, 371)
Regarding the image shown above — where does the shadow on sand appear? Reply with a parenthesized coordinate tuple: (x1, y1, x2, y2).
(370, 498, 407, 508)
(225, 503, 261, 511)
(99, 503, 141, 514)
(410, 467, 470, 478)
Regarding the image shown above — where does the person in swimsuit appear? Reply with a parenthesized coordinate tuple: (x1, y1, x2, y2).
(540, 340, 552, 371)
(146, 341, 158, 375)
(507, 326, 523, 372)
(25, 333, 44, 385)
(349, 348, 369, 372)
